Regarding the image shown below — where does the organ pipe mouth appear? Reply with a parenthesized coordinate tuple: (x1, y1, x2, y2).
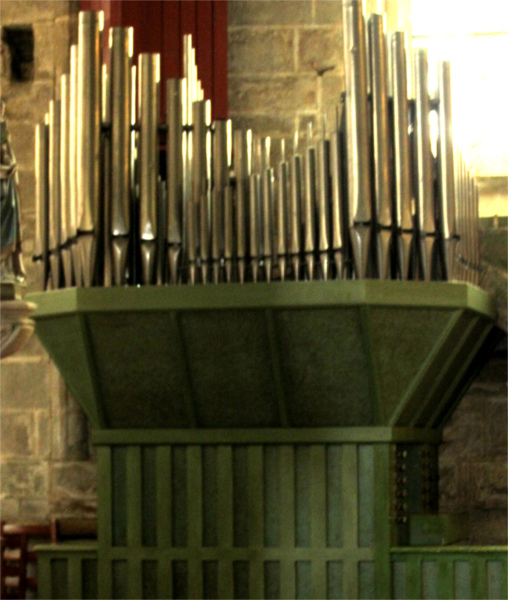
(33, 8, 482, 289)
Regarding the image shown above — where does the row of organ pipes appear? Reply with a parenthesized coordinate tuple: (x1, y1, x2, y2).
(34, 3, 481, 289)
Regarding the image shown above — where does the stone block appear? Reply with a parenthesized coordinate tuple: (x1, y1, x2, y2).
(297, 27, 343, 73)
(229, 28, 295, 74)
(229, 113, 297, 137)
(485, 398, 508, 458)
(50, 494, 97, 517)
(438, 459, 471, 511)
(0, 1, 74, 24)
(470, 460, 508, 510)
(36, 410, 51, 458)
(54, 16, 73, 80)
(2, 81, 54, 124)
(0, 412, 36, 456)
(0, 461, 48, 498)
(51, 462, 97, 497)
(18, 499, 50, 521)
(229, 75, 316, 114)
(468, 509, 507, 545)
(229, 1, 312, 26)
(5, 120, 35, 171)
(314, 1, 343, 25)
(0, 357, 51, 409)
(0, 496, 20, 521)
(33, 21, 56, 81)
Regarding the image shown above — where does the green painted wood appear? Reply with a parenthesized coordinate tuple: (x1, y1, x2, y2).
(29, 281, 496, 432)
(327, 445, 342, 549)
(92, 427, 442, 446)
(310, 445, 327, 549)
(454, 560, 471, 600)
(37, 554, 51, 600)
(217, 446, 234, 599)
(470, 558, 487, 600)
(342, 445, 359, 599)
(437, 559, 454, 599)
(156, 446, 172, 549)
(409, 514, 468, 546)
(389, 310, 463, 427)
(68, 556, 83, 599)
(27, 281, 497, 317)
(265, 309, 290, 426)
(426, 318, 493, 428)
(98, 446, 114, 600)
(126, 447, 143, 548)
(279, 445, 296, 599)
(374, 444, 393, 599)
(171, 312, 198, 427)
(358, 445, 375, 548)
(157, 556, 173, 599)
(248, 446, 265, 599)
(186, 446, 203, 598)
(405, 556, 422, 599)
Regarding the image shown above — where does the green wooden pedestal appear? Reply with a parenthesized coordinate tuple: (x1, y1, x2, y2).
(28, 282, 506, 599)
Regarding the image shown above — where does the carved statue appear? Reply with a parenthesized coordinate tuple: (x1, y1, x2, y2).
(1, 99, 26, 284)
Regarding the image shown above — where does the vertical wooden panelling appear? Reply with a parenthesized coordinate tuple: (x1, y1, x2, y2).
(203, 446, 218, 547)
(374, 444, 393, 599)
(142, 446, 158, 547)
(487, 560, 506, 599)
(421, 560, 438, 599)
(437, 559, 454, 599)
(68, 556, 83, 599)
(112, 560, 128, 600)
(51, 559, 69, 599)
(156, 446, 172, 548)
(126, 446, 143, 598)
(279, 445, 296, 599)
(296, 561, 311, 599)
(248, 445, 264, 598)
(327, 561, 344, 600)
(234, 561, 250, 599)
(310, 445, 327, 598)
(98, 446, 113, 546)
(217, 446, 234, 598)
(37, 555, 51, 599)
(203, 561, 219, 599)
(406, 555, 422, 599)
(186, 445, 203, 598)
(359, 562, 375, 599)
(469, 557, 487, 600)
(172, 446, 188, 547)
(82, 559, 99, 600)
(342, 444, 359, 599)
(295, 445, 311, 548)
(327, 445, 342, 548)
(392, 560, 406, 600)
(454, 560, 471, 599)
(264, 561, 281, 599)
(142, 560, 158, 600)
(180, 0, 197, 40)
(233, 446, 249, 548)
(264, 446, 280, 548)
(358, 445, 375, 547)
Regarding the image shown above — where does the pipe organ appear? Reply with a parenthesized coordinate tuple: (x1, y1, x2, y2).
(34, 3, 481, 291)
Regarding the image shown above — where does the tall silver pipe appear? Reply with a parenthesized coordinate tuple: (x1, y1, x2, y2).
(277, 142, 289, 281)
(262, 166, 275, 281)
(304, 130, 317, 280)
(289, 150, 303, 280)
(35, 121, 49, 289)
(60, 74, 73, 287)
(223, 184, 234, 281)
(211, 188, 223, 283)
(48, 100, 61, 290)
(102, 64, 112, 287)
(369, 14, 392, 279)
(317, 137, 331, 280)
(69, 44, 81, 286)
(192, 101, 208, 281)
(330, 130, 343, 278)
(234, 129, 250, 282)
(249, 173, 261, 282)
(391, 32, 412, 279)
(414, 48, 434, 281)
(437, 60, 456, 280)
(138, 52, 160, 284)
(166, 78, 184, 284)
(77, 10, 102, 286)
(110, 27, 133, 285)
(343, 0, 372, 278)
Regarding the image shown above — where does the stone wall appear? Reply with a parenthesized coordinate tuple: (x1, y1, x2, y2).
(0, 0, 96, 523)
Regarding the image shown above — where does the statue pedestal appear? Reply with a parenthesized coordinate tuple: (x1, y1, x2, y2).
(1, 283, 35, 358)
